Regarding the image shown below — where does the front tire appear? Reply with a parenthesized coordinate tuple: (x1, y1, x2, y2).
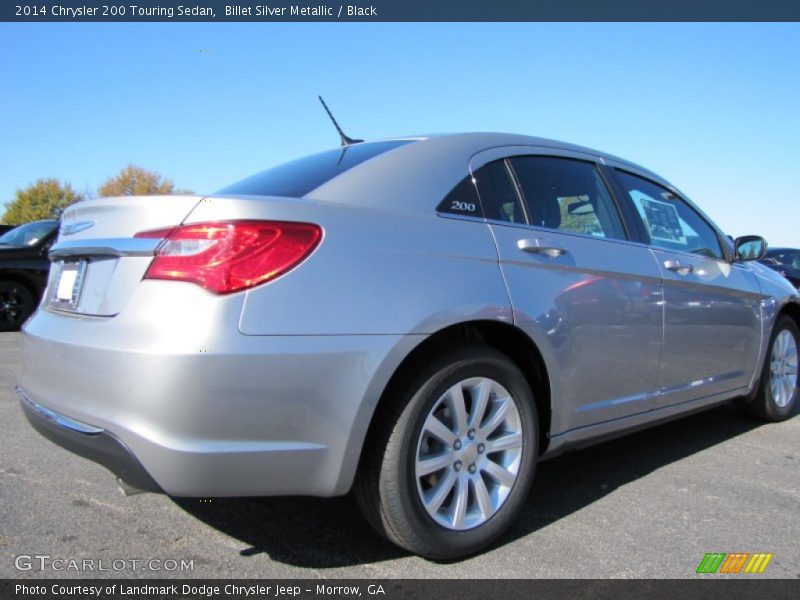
(355, 345, 538, 559)
(744, 316, 799, 422)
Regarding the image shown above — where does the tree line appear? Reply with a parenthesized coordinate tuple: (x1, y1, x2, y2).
(1, 165, 193, 225)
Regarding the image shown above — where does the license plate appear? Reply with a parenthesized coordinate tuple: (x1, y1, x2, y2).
(51, 261, 87, 310)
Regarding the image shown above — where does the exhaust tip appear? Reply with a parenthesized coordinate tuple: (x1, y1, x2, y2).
(117, 477, 148, 496)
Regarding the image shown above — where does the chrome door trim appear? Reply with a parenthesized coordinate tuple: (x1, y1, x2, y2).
(468, 145, 602, 174)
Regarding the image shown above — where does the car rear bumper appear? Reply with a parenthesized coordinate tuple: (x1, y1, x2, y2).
(17, 303, 417, 497)
(18, 389, 162, 493)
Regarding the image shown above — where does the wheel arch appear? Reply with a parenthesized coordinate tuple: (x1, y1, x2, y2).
(741, 298, 800, 407)
(739, 299, 800, 420)
(779, 300, 800, 331)
(351, 320, 553, 491)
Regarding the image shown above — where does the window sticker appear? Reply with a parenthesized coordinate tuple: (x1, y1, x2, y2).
(631, 192, 687, 245)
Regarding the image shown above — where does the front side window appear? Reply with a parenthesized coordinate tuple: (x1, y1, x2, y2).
(615, 170, 723, 260)
(509, 156, 626, 240)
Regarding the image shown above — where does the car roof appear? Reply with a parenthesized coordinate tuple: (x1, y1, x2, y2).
(307, 132, 671, 214)
(388, 132, 642, 164)
(373, 132, 660, 175)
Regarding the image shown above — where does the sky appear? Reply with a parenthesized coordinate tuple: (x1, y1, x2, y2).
(1, 22, 798, 246)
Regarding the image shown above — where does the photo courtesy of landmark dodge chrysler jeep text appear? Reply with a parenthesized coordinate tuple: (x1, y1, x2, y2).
(17, 133, 800, 559)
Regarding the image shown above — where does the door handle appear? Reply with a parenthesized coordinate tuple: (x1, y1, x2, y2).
(517, 239, 568, 258)
(663, 260, 694, 275)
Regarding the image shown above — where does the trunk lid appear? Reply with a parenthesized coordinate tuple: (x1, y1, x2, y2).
(60, 195, 203, 239)
(47, 195, 203, 316)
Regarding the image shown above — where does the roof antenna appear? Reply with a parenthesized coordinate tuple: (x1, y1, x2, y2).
(318, 96, 363, 146)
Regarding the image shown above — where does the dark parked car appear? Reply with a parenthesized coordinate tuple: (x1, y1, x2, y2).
(0, 220, 59, 331)
(760, 248, 800, 288)
(0, 224, 15, 235)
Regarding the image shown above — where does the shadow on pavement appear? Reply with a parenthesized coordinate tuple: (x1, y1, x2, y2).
(174, 403, 764, 567)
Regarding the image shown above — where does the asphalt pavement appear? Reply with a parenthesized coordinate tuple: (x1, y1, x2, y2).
(1, 331, 798, 579)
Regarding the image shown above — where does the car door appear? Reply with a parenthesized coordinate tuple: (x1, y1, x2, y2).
(609, 167, 763, 408)
(470, 148, 664, 434)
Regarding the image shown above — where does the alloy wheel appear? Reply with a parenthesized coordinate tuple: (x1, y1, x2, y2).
(0, 286, 26, 325)
(415, 377, 523, 531)
(770, 330, 798, 408)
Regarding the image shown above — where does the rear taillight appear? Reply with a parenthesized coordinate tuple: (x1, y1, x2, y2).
(134, 220, 322, 294)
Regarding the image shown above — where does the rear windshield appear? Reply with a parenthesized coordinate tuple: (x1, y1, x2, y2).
(217, 140, 414, 198)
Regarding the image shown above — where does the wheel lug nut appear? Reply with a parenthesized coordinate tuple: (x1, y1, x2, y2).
(477, 443, 485, 454)
(467, 429, 475, 439)
(454, 461, 462, 471)
(453, 440, 461, 450)
(468, 464, 476, 474)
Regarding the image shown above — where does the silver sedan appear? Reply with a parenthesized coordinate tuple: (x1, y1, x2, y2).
(17, 133, 799, 559)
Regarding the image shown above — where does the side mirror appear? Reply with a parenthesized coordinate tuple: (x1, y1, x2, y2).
(734, 235, 768, 261)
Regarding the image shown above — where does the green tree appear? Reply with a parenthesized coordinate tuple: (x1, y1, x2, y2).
(98, 164, 192, 197)
(2, 178, 83, 225)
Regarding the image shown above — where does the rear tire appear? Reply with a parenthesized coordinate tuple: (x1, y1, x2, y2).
(0, 281, 35, 332)
(742, 316, 799, 422)
(355, 345, 538, 559)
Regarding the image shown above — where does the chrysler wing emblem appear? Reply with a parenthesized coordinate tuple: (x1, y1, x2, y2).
(61, 221, 95, 236)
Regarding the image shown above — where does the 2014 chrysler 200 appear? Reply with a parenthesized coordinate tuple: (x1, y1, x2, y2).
(17, 133, 800, 559)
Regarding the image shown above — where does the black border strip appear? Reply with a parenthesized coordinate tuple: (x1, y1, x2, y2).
(3, 1, 800, 22)
(3, 579, 800, 600)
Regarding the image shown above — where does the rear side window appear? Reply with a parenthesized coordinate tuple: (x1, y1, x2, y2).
(509, 156, 626, 240)
(474, 160, 526, 223)
(217, 140, 413, 198)
(437, 176, 482, 217)
(615, 170, 723, 260)
(436, 160, 525, 223)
